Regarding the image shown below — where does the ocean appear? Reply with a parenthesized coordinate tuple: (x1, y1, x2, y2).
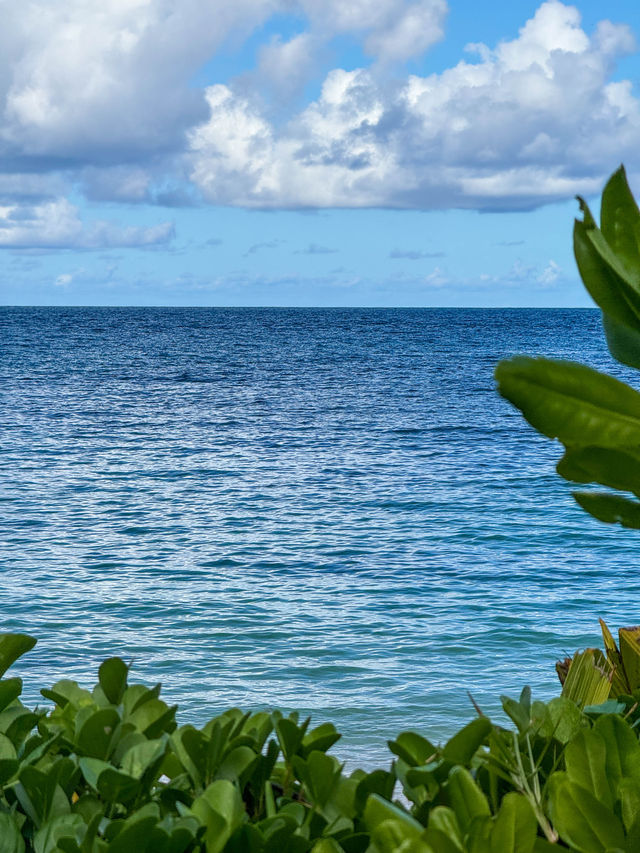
(2, 306, 639, 765)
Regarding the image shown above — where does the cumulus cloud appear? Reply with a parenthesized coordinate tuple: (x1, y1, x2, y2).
(0, 198, 174, 249)
(189, 1, 640, 210)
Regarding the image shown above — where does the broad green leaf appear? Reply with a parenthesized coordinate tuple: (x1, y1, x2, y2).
(127, 699, 177, 738)
(41, 681, 92, 710)
(98, 658, 128, 706)
(0, 812, 25, 853)
(120, 737, 167, 782)
(191, 779, 245, 853)
(619, 778, 640, 834)
(602, 312, 640, 370)
(275, 717, 307, 761)
(557, 446, 640, 498)
(75, 708, 120, 759)
(0, 679, 22, 714)
(16, 766, 69, 828)
(354, 769, 396, 816)
(107, 803, 160, 853)
(573, 491, 640, 529)
(549, 774, 625, 852)
(442, 717, 492, 766)
(301, 722, 340, 757)
(594, 714, 640, 786)
(531, 697, 585, 744)
(364, 794, 424, 837)
(490, 794, 537, 853)
(423, 807, 464, 853)
(388, 731, 437, 766)
(0, 732, 18, 784)
(495, 356, 640, 449)
(574, 207, 640, 330)
(292, 751, 341, 808)
(600, 165, 640, 275)
(122, 683, 161, 716)
(0, 635, 36, 679)
(215, 745, 258, 789)
(564, 729, 613, 808)
(372, 820, 432, 853)
(447, 766, 490, 832)
(34, 814, 85, 853)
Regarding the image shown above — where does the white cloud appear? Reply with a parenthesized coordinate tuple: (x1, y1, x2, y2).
(189, 1, 640, 210)
(0, 198, 174, 249)
(537, 259, 562, 284)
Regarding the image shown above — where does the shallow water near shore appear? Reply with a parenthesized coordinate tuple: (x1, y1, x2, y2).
(2, 306, 639, 765)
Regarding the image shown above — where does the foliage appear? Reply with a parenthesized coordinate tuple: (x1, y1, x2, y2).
(4, 629, 640, 851)
(495, 165, 640, 528)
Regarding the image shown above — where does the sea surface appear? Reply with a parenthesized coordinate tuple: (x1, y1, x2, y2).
(2, 307, 640, 765)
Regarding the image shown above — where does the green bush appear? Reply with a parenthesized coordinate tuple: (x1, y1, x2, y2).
(2, 629, 640, 852)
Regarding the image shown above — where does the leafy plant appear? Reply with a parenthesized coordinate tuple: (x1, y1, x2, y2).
(6, 625, 640, 852)
(496, 165, 640, 528)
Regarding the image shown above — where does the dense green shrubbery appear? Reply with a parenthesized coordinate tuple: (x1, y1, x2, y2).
(2, 629, 640, 853)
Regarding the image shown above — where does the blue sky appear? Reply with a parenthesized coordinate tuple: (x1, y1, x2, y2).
(2, 0, 640, 306)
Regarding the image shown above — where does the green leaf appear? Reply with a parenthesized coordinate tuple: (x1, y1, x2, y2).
(275, 717, 308, 761)
(215, 745, 258, 789)
(127, 699, 176, 738)
(354, 769, 396, 816)
(557, 446, 640, 498)
(447, 766, 490, 832)
(0, 635, 36, 679)
(107, 803, 160, 853)
(301, 722, 341, 757)
(490, 793, 537, 853)
(600, 165, 640, 275)
(573, 204, 640, 333)
(16, 766, 70, 828)
(34, 815, 85, 853)
(364, 794, 424, 838)
(388, 731, 437, 766)
(0, 812, 25, 853)
(0, 732, 18, 784)
(442, 718, 492, 766)
(595, 714, 640, 787)
(75, 708, 120, 759)
(495, 356, 640, 449)
(549, 774, 625, 852)
(98, 659, 128, 706)
(191, 779, 245, 853)
(564, 729, 613, 809)
(120, 737, 167, 782)
(573, 491, 640, 529)
(0, 680, 23, 714)
(423, 807, 464, 853)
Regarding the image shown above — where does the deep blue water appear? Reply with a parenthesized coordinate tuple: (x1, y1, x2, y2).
(2, 307, 640, 764)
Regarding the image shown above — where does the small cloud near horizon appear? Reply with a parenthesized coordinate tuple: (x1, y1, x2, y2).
(244, 239, 282, 256)
(390, 249, 445, 260)
(295, 243, 338, 255)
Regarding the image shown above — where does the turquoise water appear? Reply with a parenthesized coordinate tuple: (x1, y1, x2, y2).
(2, 307, 639, 764)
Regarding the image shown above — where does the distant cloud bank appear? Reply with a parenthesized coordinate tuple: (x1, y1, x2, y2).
(0, 0, 638, 251)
